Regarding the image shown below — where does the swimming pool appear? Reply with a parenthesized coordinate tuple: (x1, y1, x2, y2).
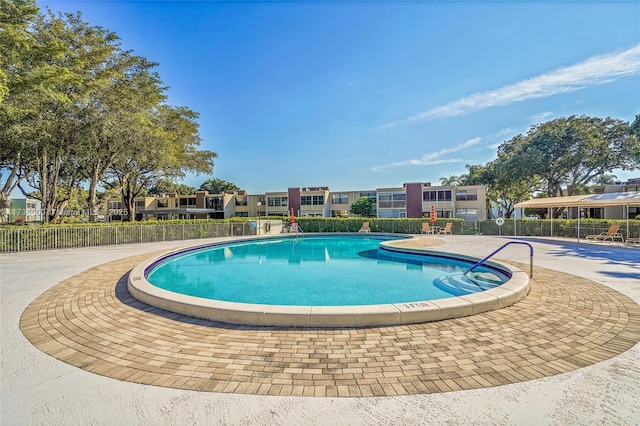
(145, 236, 509, 306)
(128, 234, 530, 327)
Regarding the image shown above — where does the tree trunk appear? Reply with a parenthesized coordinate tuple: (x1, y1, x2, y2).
(121, 182, 135, 222)
(87, 169, 100, 222)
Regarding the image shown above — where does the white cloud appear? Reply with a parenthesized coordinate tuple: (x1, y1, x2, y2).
(378, 44, 640, 129)
(530, 112, 554, 123)
(372, 137, 480, 171)
(486, 128, 513, 149)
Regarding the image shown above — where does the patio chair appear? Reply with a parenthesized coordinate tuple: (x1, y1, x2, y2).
(439, 222, 453, 235)
(421, 222, 434, 235)
(585, 224, 624, 242)
(358, 222, 371, 233)
(627, 237, 640, 246)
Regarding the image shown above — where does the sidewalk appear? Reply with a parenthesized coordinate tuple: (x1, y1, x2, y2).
(2, 235, 639, 425)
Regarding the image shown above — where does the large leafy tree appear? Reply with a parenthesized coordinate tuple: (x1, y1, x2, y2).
(630, 114, 640, 167)
(2, 6, 218, 223)
(106, 105, 216, 221)
(14, 9, 91, 223)
(500, 116, 638, 200)
(5, 10, 124, 222)
(0, 0, 39, 102)
(486, 145, 543, 218)
(147, 179, 197, 196)
(199, 178, 240, 194)
(75, 50, 166, 221)
(350, 196, 375, 217)
(0, 0, 41, 217)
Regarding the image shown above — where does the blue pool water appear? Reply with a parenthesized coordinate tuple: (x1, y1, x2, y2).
(146, 236, 510, 306)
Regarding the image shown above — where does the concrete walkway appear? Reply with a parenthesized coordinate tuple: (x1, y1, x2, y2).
(2, 235, 639, 425)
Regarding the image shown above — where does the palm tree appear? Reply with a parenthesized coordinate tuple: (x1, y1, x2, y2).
(460, 164, 487, 186)
(439, 175, 460, 186)
(591, 174, 618, 185)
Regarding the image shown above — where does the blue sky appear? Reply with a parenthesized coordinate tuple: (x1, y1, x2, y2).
(38, 0, 640, 193)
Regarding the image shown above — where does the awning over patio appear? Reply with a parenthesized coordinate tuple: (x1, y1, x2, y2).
(515, 191, 640, 209)
(514, 191, 640, 242)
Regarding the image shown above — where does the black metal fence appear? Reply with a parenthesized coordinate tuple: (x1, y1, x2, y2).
(0, 222, 255, 252)
(2, 218, 637, 253)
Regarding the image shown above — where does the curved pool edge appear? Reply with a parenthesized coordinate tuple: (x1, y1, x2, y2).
(128, 234, 530, 327)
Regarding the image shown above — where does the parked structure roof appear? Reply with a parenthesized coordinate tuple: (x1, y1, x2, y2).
(515, 191, 640, 208)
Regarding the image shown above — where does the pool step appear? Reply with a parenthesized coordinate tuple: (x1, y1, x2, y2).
(435, 272, 502, 295)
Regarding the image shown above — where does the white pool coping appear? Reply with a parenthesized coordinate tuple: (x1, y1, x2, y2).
(128, 234, 530, 327)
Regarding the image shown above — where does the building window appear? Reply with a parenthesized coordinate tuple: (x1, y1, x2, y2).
(235, 212, 249, 217)
(268, 196, 288, 207)
(205, 197, 223, 210)
(332, 194, 348, 204)
(423, 190, 452, 202)
(423, 191, 436, 202)
(235, 196, 248, 206)
(179, 197, 196, 206)
(331, 210, 348, 217)
(456, 209, 478, 220)
(360, 192, 376, 202)
(378, 209, 405, 218)
(438, 190, 452, 201)
(157, 200, 168, 208)
(456, 189, 478, 201)
(378, 193, 406, 208)
(301, 195, 324, 205)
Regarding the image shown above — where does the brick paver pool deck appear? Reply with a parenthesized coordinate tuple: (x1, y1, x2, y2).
(18, 237, 640, 398)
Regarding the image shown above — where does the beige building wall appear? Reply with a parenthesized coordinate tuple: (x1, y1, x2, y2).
(125, 182, 490, 222)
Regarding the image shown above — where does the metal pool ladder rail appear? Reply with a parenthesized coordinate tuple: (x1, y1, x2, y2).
(463, 241, 534, 278)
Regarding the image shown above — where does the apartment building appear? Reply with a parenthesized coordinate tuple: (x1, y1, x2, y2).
(6, 198, 42, 223)
(589, 177, 640, 219)
(108, 182, 488, 225)
(107, 190, 247, 221)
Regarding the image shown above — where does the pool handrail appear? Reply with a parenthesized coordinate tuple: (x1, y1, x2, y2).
(463, 241, 533, 278)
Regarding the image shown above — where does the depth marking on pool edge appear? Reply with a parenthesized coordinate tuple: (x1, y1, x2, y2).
(400, 302, 431, 309)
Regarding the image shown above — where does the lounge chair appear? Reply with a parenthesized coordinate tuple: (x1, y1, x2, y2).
(585, 224, 623, 242)
(358, 222, 371, 233)
(421, 222, 434, 235)
(439, 223, 453, 235)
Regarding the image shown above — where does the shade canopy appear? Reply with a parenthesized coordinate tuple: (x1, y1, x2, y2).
(515, 191, 640, 209)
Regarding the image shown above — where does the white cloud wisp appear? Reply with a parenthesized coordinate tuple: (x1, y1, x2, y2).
(379, 44, 640, 129)
(372, 137, 481, 172)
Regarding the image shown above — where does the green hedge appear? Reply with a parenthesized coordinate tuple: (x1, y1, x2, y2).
(294, 218, 465, 235)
